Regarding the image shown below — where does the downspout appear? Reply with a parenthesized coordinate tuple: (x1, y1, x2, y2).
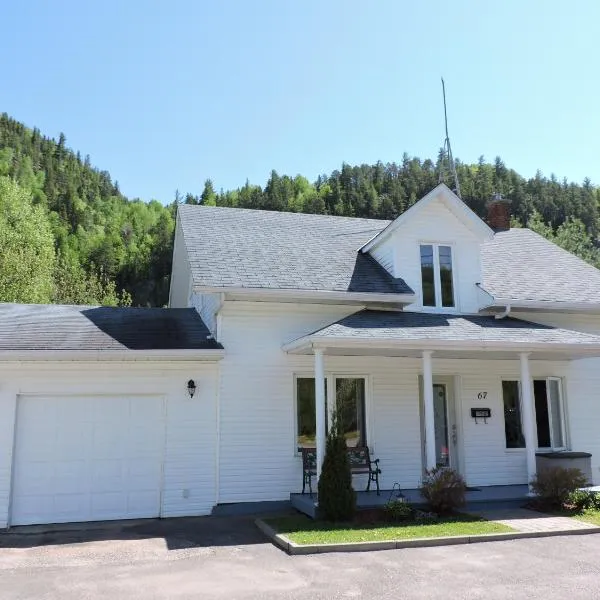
(495, 303, 511, 320)
(476, 282, 511, 318)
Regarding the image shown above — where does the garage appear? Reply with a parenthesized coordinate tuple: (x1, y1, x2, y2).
(11, 394, 166, 526)
(0, 304, 224, 528)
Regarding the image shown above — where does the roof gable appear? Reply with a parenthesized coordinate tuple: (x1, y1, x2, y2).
(360, 183, 494, 253)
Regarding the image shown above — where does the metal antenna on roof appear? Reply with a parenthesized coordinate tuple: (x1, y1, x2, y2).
(439, 78, 462, 199)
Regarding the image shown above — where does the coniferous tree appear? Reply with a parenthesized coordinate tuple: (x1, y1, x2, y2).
(317, 410, 356, 522)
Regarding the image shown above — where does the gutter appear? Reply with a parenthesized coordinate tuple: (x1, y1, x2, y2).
(0, 349, 226, 362)
(193, 285, 417, 306)
(282, 336, 600, 356)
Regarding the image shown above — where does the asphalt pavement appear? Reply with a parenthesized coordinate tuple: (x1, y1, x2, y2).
(1, 516, 600, 599)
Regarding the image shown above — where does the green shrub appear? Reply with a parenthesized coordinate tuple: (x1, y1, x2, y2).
(530, 467, 588, 510)
(420, 468, 467, 515)
(384, 499, 413, 521)
(565, 489, 595, 511)
(317, 412, 356, 522)
(565, 489, 600, 511)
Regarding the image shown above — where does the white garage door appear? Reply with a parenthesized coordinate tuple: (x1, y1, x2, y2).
(11, 395, 165, 526)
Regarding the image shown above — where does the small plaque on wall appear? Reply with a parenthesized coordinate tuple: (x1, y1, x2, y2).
(471, 408, 491, 423)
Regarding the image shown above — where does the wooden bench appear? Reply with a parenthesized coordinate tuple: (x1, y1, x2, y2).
(301, 446, 381, 495)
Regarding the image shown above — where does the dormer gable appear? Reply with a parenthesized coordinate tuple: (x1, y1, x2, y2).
(360, 183, 493, 254)
(361, 184, 494, 313)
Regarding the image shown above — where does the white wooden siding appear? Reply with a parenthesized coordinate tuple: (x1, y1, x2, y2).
(168, 218, 192, 308)
(0, 362, 218, 527)
(515, 312, 600, 484)
(190, 292, 221, 337)
(368, 198, 484, 313)
(370, 244, 394, 275)
(215, 301, 577, 503)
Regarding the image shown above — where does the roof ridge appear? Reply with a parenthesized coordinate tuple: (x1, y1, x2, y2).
(178, 203, 392, 226)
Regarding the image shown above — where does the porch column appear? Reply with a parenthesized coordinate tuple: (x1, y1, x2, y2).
(314, 347, 326, 481)
(422, 350, 437, 471)
(519, 352, 537, 490)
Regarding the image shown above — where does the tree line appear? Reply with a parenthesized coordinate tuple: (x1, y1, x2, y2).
(1, 112, 599, 306)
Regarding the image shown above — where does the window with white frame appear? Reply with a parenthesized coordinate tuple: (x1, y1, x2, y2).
(296, 376, 367, 450)
(420, 244, 455, 308)
(296, 377, 326, 450)
(502, 377, 566, 450)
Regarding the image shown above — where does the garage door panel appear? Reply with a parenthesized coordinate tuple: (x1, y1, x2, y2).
(92, 425, 125, 457)
(57, 397, 91, 422)
(55, 429, 90, 458)
(54, 461, 89, 492)
(90, 459, 125, 491)
(12, 395, 165, 526)
(12, 461, 54, 495)
(130, 396, 163, 420)
(92, 397, 129, 422)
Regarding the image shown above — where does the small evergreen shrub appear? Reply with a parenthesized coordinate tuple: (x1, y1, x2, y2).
(420, 468, 467, 515)
(530, 467, 588, 510)
(317, 412, 356, 522)
(384, 499, 413, 521)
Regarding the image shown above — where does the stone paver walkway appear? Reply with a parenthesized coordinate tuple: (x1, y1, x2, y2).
(476, 508, 598, 533)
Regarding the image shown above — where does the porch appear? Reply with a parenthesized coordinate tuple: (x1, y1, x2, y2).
(290, 485, 530, 518)
(283, 310, 600, 505)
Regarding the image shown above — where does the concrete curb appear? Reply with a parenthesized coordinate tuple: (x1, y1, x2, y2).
(254, 518, 600, 555)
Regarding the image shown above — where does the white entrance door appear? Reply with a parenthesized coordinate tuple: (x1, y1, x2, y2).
(11, 395, 165, 526)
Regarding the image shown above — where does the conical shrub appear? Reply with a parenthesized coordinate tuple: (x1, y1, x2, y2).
(317, 411, 356, 521)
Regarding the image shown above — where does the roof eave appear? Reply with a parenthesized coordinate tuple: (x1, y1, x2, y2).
(0, 349, 226, 362)
(486, 299, 600, 314)
(282, 335, 600, 357)
(193, 285, 417, 305)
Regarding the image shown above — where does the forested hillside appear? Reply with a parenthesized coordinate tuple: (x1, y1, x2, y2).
(1, 112, 599, 307)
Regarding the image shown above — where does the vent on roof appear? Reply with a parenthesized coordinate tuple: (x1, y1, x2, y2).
(486, 192, 512, 232)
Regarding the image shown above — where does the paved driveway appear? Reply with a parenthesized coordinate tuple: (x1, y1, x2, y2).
(2, 516, 600, 599)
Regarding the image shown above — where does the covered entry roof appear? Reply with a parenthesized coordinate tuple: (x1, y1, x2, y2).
(283, 310, 600, 360)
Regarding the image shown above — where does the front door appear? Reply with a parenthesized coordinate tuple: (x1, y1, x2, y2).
(420, 379, 458, 472)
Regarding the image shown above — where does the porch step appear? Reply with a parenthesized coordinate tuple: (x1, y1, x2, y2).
(290, 485, 530, 519)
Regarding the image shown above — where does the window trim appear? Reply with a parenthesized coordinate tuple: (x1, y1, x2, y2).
(418, 242, 457, 310)
(293, 373, 371, 456)
(500, 376, 568, 452)
(501, 379, 525, 450)
(535, 376, 567, 452)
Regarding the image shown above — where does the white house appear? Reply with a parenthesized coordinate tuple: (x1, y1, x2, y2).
(2, 183, 600, 527)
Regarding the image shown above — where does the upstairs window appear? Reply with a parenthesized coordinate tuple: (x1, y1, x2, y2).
(420, 244, 455, 308)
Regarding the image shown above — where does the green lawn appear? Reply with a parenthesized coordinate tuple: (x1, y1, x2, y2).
(570, 509, 600, 526)
(266, 514, 514, 545)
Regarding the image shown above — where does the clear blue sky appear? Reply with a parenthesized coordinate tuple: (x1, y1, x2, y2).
(2, 0, 599, 202)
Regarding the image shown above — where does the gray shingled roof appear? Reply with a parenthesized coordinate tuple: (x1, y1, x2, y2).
(481, 228, 600, 304)
(178, 205, 412, 295)
(298, 310, 600, 346)
(0, 304, 223, 351)
(179, 204, 600, 305)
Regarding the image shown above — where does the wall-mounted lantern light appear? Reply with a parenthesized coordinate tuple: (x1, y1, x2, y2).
(187, 379, 197, 398)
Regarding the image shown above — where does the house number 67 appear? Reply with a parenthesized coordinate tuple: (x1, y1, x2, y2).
(477, 392, 488, 400)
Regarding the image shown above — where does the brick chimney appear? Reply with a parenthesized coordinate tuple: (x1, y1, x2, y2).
(486, 192, 512, 231)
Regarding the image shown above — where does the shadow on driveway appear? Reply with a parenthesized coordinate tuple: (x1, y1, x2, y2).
(0, 515, 272, 550)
